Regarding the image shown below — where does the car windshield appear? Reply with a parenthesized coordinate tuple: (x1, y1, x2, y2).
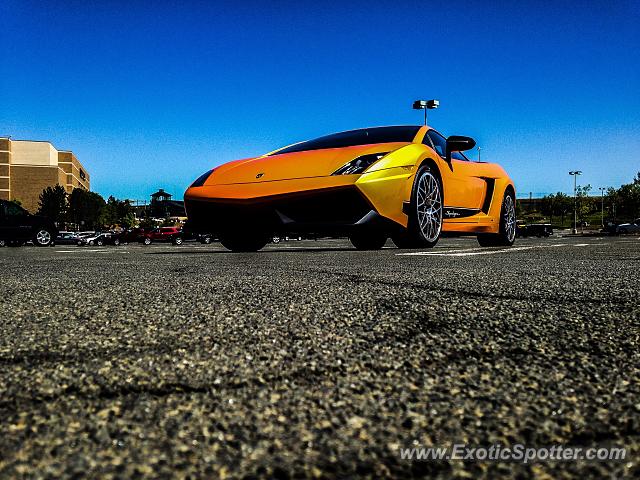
(269, 126, 421, 156)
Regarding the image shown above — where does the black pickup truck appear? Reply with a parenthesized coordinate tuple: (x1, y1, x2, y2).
(0, 200, 58, 247)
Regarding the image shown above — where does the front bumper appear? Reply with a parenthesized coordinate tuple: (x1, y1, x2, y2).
(184, 186, 400, 236)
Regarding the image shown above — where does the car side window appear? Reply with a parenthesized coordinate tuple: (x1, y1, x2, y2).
(424, 130, 470, 161)
(424, 130, 447, 158)
(6, 202, 26, 216)
(451, 151, 468, 161)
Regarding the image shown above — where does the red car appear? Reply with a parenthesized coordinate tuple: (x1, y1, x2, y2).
(141, 227, 184, 245)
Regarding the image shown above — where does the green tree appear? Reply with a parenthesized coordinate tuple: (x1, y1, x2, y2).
(615, 177, 640, 220)
(37, 185, 68, 223)
(139, 216, 159, 230)
(101, 196, 136, 228)
(116, 199, 135, 228)
(576, 184, 595, 223)
(68, 189, 106, 230)
(540, 192, 572, 226)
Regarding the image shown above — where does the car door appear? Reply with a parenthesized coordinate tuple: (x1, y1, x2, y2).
(0, 201, 8, 238)
(424, 130, 486, 218)
(3, 201, 34, 240)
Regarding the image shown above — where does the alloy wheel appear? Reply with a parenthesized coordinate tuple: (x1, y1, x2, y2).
(416, 171, 442, 243)
(504, 195, 516, 242)
(35, 230, 51, 246)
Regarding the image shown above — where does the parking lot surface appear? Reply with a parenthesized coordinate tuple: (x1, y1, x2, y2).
(1, 236, 638, 478)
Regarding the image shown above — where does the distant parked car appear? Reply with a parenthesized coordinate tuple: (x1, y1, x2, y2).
(197, 233, 214, 244)
(141, 227, 184, 245)
(55, 231, 80, 245)
(517, 223, 553, 238)
(617, 219, 640, 234)
(120, 227, 149, 244)
(0, 199, 58, 247)
(78, 231, 124, 246)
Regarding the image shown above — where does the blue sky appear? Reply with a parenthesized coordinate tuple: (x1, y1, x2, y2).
(2, 0, 639, 201)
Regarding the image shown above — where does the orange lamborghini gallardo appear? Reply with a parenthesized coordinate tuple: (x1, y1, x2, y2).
(184, 126, 516, 252)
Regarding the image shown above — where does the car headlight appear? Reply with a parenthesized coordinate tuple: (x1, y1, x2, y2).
(332, 152, 390, 175)
(190, 168, 215, 187)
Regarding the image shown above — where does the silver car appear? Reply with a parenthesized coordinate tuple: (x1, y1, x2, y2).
(617, 219, 640, 234)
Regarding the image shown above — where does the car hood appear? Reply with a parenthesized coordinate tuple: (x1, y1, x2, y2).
(206, 143, 408, 185)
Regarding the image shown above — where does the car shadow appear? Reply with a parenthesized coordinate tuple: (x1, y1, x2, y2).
(145, 246, 377, 255)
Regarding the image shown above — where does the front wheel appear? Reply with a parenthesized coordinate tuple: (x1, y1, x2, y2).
(172, 236, 184, 246)
(143, 237, 152, 245)
(113, 238, 121, 246)
(34, 229, 53, 247)
(392, 166, 443, 249)
(0, 239, 5, 247)
(477, 190, 516, 247)
(350, 233, 387, 250)
(219, 233, 268, 252)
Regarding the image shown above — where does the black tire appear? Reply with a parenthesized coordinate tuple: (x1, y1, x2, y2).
(143, 237, 152, 245)
(172, 236, 184, 246)
(349, 233, 387, 250)
(113, 238, 121, 246)
(477, 190, 516, 247)
(392, 165, 443, 249)
(219, 233, 268, 252)
(202, 236, 212, 244)
(0, 239, 5, 247)
(33, 228, 54, 247)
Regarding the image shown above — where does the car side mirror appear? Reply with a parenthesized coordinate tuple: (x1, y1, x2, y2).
(446, 135, 476, 162)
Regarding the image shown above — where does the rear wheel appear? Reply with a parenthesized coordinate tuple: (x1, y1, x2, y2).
(173, 236, 184, 246)
(392, 165, 443, 249)
(34, 229, 53, 247)
(113, 238, 121, 246)
(143, 237, 152, 245)
(349, 233, 387, 250)
(477, 190, 516, 247)
(219, 233, 268, 252)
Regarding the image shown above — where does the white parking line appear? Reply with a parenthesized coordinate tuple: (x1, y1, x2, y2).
(56, 249, 110, 253)
(398, 243, 580, 257)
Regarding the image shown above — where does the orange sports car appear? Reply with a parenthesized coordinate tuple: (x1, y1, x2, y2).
(184, 125, 516, 252)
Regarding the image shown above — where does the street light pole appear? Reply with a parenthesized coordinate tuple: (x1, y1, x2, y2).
(413, 99, 439, 126)
(569, 171, 582, 234)
(598, 187, 606, 228)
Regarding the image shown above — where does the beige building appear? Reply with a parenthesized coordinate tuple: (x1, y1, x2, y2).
(0, 137, 90, 212)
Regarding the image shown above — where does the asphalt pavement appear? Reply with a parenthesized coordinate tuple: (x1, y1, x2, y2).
(0, 236, 638, 478)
